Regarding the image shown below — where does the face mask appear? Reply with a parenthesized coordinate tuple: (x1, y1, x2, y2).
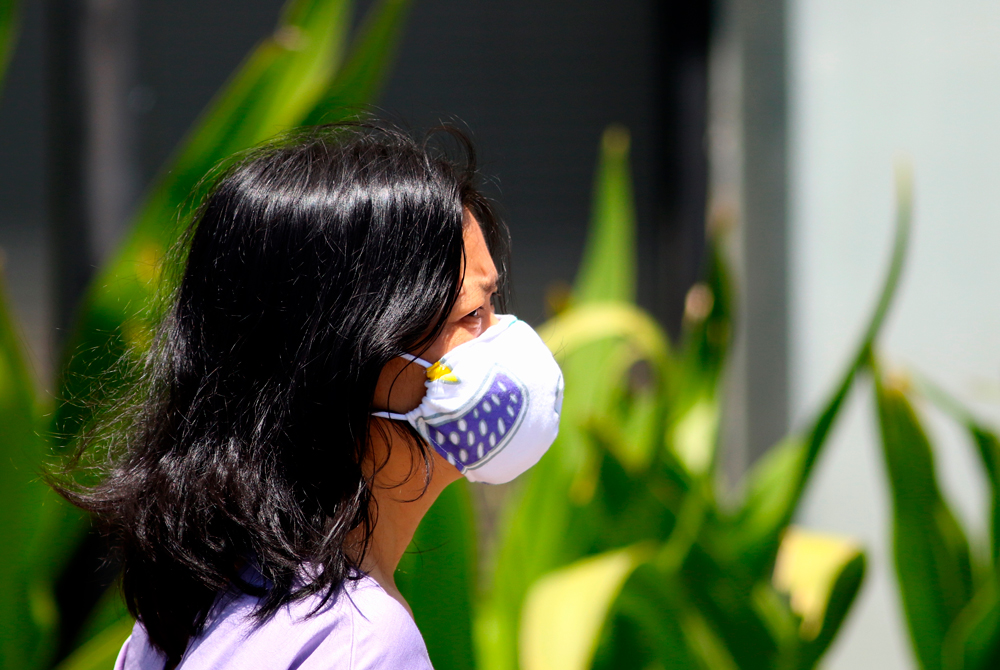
(373, 314, 564, 484)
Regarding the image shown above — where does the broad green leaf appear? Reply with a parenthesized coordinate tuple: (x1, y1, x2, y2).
(520, 544, 652, 670)
(722, 436, 806, 565)
(680, 544, 779, 670)
(602, 560, 740, 670)
(53, 617, 134, 670)
(917, 374, 1000, 563)
(771, 526, 865, 651)
(968, 426, 1000, 563)
(396, 480, 477, 670)
(874, 368, 973, 670)
(591, 567, 702, 670)
(731, 162, 912, 575)
(590, 558, 741, 670)
(538, 302, 671, 373)
(0, 0, 16, 94)
(941, 574, 1000, 670)
(302, 0, 411, 125)
(573, 125, 636, 305)
(540, 302, 673, 475)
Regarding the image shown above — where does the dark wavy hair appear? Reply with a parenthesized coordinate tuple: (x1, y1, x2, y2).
(56, 123, 509, 667)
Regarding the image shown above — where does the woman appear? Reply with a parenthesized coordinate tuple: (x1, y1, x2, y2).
(59, 123, 563, 669)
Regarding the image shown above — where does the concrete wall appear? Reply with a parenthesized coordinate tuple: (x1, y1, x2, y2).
(789, 1, 1000, 666)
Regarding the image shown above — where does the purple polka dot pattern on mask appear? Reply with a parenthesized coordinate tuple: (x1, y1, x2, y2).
(426, 369, 526, 471)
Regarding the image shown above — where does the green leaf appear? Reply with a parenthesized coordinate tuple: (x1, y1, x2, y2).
(519, 544, 653, 670)
(0, 266, 60, 669)
(396, 480, 477, 670)
(942, 574, 1000, 670)
(302, 0, 411, 125)
(874, 368, 974, 670)
(70, 579, 131, 656)
(53, 616, 134, 670)
(538, 302, 671, 373)
(802, 551, 866, 667)
(680, 544, 779, 670)
(601, 559, 741, 670)
(540, 302, 675, 476)
(731, 162, 913, 575)
(573, 124, 637, 305)
(771, 527, 867, 667)
(668, 393, 719, 477)
(592, 565, 704, 670)
(916, 374, 1000, 564)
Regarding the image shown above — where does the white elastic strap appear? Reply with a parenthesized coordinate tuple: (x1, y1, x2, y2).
(398, 352, 432, 368)
(372, 411, 409, 420)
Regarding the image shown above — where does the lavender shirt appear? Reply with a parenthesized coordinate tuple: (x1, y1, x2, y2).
(114, 575, 433, 670)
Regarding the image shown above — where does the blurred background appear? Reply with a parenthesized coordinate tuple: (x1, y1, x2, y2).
(1, 0, 999, 669)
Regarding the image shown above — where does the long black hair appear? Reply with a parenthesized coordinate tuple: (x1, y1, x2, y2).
(56, 122, 509, 666)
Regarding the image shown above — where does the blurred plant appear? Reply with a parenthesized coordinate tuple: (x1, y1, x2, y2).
(871, 361, 1000, 669)
(472, 128, 916, 670)
(0, 0, 957, 667)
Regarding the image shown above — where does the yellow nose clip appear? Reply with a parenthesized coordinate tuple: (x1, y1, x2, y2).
(426, 361, 459, 383)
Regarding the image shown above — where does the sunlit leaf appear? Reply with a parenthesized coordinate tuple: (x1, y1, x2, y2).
(874, 366, 973, 670)
(573, 124, 636, 305)
(669, 394, 718, 477)
(772, 527, 864, 642)
(799, 549, 865, 668)
(520, 544, 652, 670)
(539, 302, 671, 372)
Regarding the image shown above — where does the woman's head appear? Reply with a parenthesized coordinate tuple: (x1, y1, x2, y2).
(71, 123, 509, 663)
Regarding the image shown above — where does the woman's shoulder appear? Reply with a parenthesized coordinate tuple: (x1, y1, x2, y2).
(116, 575, 433, 670)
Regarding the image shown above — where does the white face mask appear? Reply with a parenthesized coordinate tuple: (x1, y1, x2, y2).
(373, 314, 564, 484)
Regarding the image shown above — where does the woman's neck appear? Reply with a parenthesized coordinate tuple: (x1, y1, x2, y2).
(352, 422, 462, 616)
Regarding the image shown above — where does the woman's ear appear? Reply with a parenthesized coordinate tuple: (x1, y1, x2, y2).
(372, 357, 428, 414)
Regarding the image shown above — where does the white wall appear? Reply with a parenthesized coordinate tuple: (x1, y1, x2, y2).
(788, 1, 1000, 667)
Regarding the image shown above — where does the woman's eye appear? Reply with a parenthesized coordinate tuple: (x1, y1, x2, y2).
(467, 308, 481, 318)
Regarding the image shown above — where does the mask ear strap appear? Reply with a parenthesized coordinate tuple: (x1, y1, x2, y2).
(399, 352, 432, 368)
(371, 353, 431, 420)
(372, 411, 409, 420)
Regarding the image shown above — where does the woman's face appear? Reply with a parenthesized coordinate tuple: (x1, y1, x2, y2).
(372, 210, 500, 415)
